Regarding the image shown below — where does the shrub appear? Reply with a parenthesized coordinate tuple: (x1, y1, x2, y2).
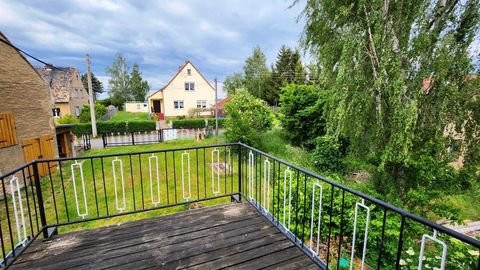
(312, 135, 345, 173)
(224, 88, 272, 146)
(206, 118, 225, 128)
(172, 119, 206, 129)
(126, 120, 156, 132)
(279, 84, 326, 149)
(71, 120, 156, 135)
(79, 102, 107, 123)
(56, 114, 79, 124)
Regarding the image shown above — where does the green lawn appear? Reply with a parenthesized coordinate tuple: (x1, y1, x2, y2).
(108, 111, 150, 122)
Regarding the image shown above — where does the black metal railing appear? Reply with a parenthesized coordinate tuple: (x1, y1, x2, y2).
(0, 143, 478, 269)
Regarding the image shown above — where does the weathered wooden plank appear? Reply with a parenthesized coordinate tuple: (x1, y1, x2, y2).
(262, 254, 318, 269)
(229, 246, 307, 269)
(11, 203, 319, 270)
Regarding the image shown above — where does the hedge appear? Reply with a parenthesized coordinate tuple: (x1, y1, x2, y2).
(171, 118, 225, 129)
(71, 120, 156, 135)
(172, 119, 206, 129)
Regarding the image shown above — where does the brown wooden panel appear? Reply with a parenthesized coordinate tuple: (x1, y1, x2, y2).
(0, 112, 17, 148)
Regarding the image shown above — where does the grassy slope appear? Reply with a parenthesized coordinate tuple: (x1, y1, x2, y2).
(108, 111, 149, 122)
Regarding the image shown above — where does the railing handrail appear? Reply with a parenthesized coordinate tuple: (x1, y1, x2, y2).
(238, 142, 480, 248)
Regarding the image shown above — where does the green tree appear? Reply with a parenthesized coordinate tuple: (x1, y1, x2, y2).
(272, 45, 305, 86)
(279, 84, 325, 149)
(81, 72, 104, 99)
(79, 102, 107, 123)
(223, 72, 244, 96)
(224, 88, 273, 146)
(129, 64, 150, 101)
(106, 53, 131, 108)
(243, 47, 277, 105)
(300, 0, 480, 216)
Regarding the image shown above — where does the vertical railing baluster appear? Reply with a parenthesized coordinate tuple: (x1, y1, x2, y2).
(310, 182, 323, 255)
(211, 148, 220, 195)
(138, 154, 145, 209)
(71, 161, 88, 219)
(336, 190, 346, 270)
(26, 165, 39, 231)
(47, 163, 59, 224)
(418, 230, 447, 270)
(90, 158, 99, 217)
(112, 157, 126, 212)
(376, 208, 387, 269)
(10, 176, 27, 246)
(395, 216, 406, 269)
(181, 151, 191, 201)
(148, 154, 161, 206)
(20, 168, 34, 237)
(100, 157, 109, 216)
(58, 161, 70, 222)
(263, 158, 271, 212)
(283, 167, 292, 230)
(164, 152, 169, 205)
(325, 186, 334, 268)
(33, 162, 48, 240)
(196, 148, 199, 201)
(173, 151, 178, 204)
(301, 174, 307, 248)
(129, 155, 136, 210)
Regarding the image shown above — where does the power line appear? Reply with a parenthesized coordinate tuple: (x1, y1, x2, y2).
(0, 38, 66, 71)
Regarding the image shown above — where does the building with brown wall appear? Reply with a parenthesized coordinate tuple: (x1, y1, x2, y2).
(35, 66, 89, 119)
(0, 32, 57, 176)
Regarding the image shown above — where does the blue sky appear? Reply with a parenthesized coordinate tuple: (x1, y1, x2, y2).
(0, 0, 306, 98)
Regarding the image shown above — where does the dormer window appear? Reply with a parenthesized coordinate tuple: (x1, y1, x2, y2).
(187, 69, 192, 76)
(185, 82, 195, 91)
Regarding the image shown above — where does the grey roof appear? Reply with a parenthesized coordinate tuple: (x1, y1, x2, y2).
(35, 67, 82, 102)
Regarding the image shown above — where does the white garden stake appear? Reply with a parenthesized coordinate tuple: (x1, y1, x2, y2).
(112, 157, 126, 212)
(309, 182, 323, 255)
(148, 154, 161, 206)
(10, 176, 27, 246)
(211, 148, 221, 195)
(181, 151, 191, 201)
(71, 161, 88, 219)
(350, 199, 371, 270)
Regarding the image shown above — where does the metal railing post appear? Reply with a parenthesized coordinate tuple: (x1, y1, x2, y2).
(131, 132, 135, 146)
(238, 144, 242, 200)
(32, 161, 48, 239)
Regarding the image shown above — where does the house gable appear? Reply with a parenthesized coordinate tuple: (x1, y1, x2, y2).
(149, 61, 216, 117)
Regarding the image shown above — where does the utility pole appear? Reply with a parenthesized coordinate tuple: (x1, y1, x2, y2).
(86, 54, 97, 137)
(214, 78, 218, 136)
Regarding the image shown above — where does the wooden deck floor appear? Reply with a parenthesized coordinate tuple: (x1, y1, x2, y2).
(12, 203, 319, 270)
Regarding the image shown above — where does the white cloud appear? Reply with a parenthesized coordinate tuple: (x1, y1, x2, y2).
(1, 0, 305, 90)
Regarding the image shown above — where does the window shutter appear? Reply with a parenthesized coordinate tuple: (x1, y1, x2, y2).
(0, 112, 18, 148)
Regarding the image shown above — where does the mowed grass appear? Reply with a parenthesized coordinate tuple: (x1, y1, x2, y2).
(0, 137, 239, 252)
(108, 111, 149, 122)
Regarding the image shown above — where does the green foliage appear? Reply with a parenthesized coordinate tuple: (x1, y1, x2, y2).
(129, 64, 150, 102)
(106, 53, 131, 108)
(279, 84, 326, 148)
(79, 103, 107, 123)
(71, 120, 155, 135)
(242, 47, 279, 105)
(172, 119, 206, 129)
(272, 45, 305, 86)
(223, 72, 244, 96)
(56, 114, 79, 124)
(299, 0, 480, 221)
(224, 89, 272, 146)
(312, 135, 346, 173)
(97, 97, 113, 107)
(81, 72, 104, 98)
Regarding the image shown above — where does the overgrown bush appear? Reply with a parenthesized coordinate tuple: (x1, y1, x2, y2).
(279, 84, 326, 149)
(206, 118, 225, 128)
(312, 135, 345, 173)
(56, 114, 79, 124)
(79, 102, 107, 123)
(224, 88, 272, 146)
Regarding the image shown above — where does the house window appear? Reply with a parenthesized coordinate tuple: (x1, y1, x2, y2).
(196, 100, 207, 108)
(0, 112, 18, 148)
(174, 100, 184, 109)
(184, 82, 195, 91)
(75, 106, 80, 117)
(52, 108, 61, 117)
(187, 69, 192, 76)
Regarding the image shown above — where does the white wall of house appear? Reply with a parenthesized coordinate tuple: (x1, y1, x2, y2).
(162, 62, 215, 117)
(125, 102, 149, 113)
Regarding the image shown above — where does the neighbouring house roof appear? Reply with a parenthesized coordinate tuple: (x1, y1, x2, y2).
(148, 60, 214, 98)
(35, 66, 82, 103)
(213, 97, 231, 108)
